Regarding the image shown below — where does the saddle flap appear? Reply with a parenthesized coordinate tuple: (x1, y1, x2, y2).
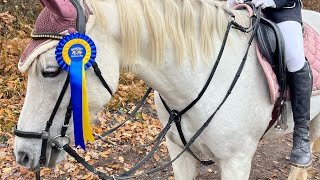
(256, 18, 277, 65)
(256, 17, 287, 100)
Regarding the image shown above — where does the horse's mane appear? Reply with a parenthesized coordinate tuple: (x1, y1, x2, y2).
(89, 0, 250, 67)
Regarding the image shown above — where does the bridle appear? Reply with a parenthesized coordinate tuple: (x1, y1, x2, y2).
(14, 1, 264, 179)
(14, 0, 113, 174)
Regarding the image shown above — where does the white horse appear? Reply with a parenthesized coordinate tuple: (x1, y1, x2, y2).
(14, 0, 320, 179)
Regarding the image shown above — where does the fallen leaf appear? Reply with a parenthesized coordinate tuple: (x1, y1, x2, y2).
(85, 155, 91, 161)
(118, 156, 124, 163)
(100, 151, 109, 158)
(153, 154, 160, 161)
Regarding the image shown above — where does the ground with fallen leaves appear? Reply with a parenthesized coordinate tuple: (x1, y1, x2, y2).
(0, 1, 320, 179)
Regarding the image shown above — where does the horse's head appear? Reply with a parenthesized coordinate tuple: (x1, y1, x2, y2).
(14, 0, 119, 170)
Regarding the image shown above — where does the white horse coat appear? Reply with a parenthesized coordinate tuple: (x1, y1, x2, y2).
(15, 0, 320, 179)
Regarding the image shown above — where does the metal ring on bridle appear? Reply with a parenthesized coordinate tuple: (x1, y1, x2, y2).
(50, 135, 71, 151)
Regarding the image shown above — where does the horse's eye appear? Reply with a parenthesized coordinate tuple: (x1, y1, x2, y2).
(42, 67, 61, 77)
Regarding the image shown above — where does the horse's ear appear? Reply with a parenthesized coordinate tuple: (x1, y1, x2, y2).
(40, 0, 77, 21)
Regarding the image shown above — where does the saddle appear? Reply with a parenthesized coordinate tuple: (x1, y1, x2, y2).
(234, 3, 320, 134)
(255, 20, 320, 133)
(256, 20, 320, 104)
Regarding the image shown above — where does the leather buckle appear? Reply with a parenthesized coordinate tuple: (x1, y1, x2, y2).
(41, 130, 50, 140)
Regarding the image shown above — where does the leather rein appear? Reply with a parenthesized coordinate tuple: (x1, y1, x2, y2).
(14, 1, 263, 179)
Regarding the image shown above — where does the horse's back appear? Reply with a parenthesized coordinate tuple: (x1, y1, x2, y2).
(302, 10, 320, 34)
(302, 9, 320, 116)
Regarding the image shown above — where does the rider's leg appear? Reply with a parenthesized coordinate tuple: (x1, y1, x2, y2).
(277, 21, 305, 72)
(277, 21, 313, 167)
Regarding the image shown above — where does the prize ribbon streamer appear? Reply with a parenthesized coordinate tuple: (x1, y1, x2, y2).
(55, 33, 96, 149)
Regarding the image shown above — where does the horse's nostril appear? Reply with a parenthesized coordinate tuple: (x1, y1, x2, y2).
(17, 151, 32, 167)
(22, 153, 29, 165)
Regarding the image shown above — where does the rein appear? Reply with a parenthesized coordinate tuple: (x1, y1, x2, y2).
(14, 1, 262, 179)
(95, 87, 153, 141)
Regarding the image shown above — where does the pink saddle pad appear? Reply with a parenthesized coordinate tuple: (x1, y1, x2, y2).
(256, 22, 320, 104)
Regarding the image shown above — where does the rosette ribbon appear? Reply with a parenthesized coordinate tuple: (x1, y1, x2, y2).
(55, 33, 96, 149)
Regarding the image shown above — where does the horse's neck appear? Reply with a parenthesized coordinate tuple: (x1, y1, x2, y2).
(94, 0, 253, 108)
(135, 60, 216, 108)
(132, 44, 255, 110)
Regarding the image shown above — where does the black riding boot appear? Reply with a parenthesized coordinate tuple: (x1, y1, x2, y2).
(288, 62, 313, 168)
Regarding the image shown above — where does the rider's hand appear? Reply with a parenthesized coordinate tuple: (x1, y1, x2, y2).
(227, 0, 244, 8)
(252, 0, 276, 9)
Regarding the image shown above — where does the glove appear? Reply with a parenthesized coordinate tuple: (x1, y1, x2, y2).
(227, 0, 244, 8)
(252, 0, 276, 9)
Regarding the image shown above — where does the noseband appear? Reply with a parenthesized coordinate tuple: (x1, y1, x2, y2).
(14, 0, 113, 169)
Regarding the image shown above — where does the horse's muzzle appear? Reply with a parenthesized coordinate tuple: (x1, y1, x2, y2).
(16, 150, 37, 170)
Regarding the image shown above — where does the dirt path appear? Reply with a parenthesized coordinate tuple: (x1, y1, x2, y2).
(100, 136, 320, 180)
(96, 124, 320, 180)
(77, 130, 320, 180)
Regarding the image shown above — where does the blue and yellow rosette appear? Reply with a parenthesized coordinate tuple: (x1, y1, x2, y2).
(55, 33, 96, 150)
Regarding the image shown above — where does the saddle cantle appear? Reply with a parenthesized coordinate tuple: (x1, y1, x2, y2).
(256, 22, 320, 104)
